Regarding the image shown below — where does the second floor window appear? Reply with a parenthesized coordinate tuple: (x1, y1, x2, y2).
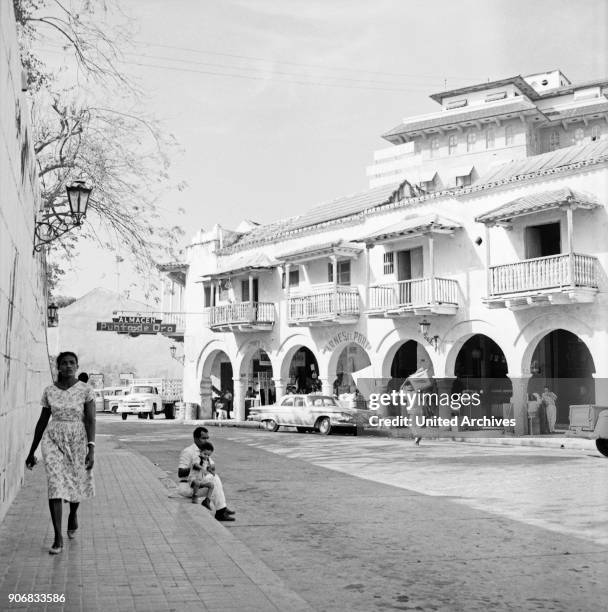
(282, 267, 300, 289)
(485, 127, 495, 149)
(549, 130, 560, 151)
(383, 252, 394, 275)
(591, 125, 601, 141)
(448, 134, 458, 155)
(466, 131, 476, 152)
(430, 137, 439, 158)
(327, 260, 351, 285)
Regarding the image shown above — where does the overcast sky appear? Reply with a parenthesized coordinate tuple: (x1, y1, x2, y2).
(45, 0, 608, 301)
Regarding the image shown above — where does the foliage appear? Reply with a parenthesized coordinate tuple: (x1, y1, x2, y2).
(13, 0, 186, 301)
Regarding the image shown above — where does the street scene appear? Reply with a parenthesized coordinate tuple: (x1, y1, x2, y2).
(1, 416, 607, 611)
(2, 0, 608, 611)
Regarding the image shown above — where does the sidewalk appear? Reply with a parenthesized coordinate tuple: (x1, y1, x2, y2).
(0, 437, 312, 612)
(185, 418, 599, 452)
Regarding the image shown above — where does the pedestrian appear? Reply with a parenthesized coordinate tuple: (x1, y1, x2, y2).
(177, 427, 236, 521)
(187, 441, 215, 509)
(541, 386, 558, 433)
(25, 351, 96, 554)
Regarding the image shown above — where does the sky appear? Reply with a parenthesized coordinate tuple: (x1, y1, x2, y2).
(39, 0, 608, 302)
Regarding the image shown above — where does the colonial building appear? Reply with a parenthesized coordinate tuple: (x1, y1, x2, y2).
(162, 69, 608, 435)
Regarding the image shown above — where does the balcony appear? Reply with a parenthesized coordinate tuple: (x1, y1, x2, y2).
(209, 302, 275, 332)
(485, 253, 599, 309)
(288, 285, 360, 326)
(367, 277, 459, 317)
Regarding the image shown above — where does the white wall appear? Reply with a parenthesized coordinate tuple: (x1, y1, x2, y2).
(0, 3, 50, 522)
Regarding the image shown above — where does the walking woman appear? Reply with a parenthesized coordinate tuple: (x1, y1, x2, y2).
(25, 352, 96, 554)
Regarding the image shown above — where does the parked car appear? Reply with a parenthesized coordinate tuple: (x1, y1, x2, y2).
(567, 404, 608, 457)
(247, 394, 365, 435)
(94, 387, 128, 413)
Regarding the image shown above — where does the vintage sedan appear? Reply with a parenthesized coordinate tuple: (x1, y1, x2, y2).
(247, 394, 363, 435)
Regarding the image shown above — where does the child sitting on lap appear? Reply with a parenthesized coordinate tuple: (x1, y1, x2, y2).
(188, 441, 215, 509)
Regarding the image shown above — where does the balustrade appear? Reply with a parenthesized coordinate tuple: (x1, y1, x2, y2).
(288, 286, 360, 322)
(209, 302, 275, 328)
(368, 277, 458, 311)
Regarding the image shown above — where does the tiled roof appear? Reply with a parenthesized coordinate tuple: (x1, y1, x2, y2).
(475, 187, 601, 224)
(478, 139, 608, 184)
(543, 100, 608, 122)
(363, 214, 462, 243)
(225, 181, 404, 252)
(277, 241, 363, 262)
(382, 100, 541, 140)
(208, 251, 278, 277)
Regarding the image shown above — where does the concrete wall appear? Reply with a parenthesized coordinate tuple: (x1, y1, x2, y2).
(0, 3, 50, 523)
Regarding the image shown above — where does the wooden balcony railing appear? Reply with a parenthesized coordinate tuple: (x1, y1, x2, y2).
(208, 302, 275, 329)
(489, 253, 598, 296)
(288, 286, 360, 323)
(368, 277, 458, 311)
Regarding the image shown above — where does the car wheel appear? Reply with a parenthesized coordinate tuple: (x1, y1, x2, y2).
(121, 413, 127, 421)
(112, 406, 117, 414)
(164, 404, 175, 420)
(149, 410, 154, 420)
(264, 419, 279, 432)
(317, 417, 331, 435)
(296, 427, 308, 433)
(596, 438, 608, 457)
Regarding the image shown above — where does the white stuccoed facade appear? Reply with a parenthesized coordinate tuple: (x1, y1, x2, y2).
(165, 70, 608, 435)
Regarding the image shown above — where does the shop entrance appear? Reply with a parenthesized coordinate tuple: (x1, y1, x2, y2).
(287, 347, 320, 394)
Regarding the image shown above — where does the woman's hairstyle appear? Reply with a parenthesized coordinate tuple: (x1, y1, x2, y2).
(56, 351, 78, 368)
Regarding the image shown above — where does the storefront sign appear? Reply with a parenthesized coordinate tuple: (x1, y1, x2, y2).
(96, 315, 176, 335)
(322, 331, 372, 353)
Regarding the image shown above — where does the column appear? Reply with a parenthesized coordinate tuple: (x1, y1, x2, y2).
(273, 378, 285, 404)
(232, 376, 247, 421)
(434, 377, 457, 431)
(364, 245, 371, 310)
(508, 374, 532, 436)
(485, 225, 492, 297)
(331, 255, 338, 315)
(199, 379, 213, 419)
(428, 233, 435, 303)
(566, 206, 575, 286)
(321, 377, 333, 397)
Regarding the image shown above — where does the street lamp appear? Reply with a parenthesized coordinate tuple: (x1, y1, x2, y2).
(419, 318, 439, 352)
(47, 303, 58, 327)
(169, 344, 185, 365)
(34, 180, 92, 251)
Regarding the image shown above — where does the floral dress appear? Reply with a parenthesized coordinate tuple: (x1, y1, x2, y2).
(40, 382, 95, 502)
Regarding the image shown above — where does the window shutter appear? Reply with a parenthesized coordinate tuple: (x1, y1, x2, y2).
(383, 252, 394, 275)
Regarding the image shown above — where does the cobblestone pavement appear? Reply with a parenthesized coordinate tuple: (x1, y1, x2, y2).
(110, 419, 608, 612)
(0, 433, 312, 612)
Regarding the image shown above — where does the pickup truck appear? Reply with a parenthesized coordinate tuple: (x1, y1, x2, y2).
(566, 404, 608, 456)
(116, 378, 182, 420)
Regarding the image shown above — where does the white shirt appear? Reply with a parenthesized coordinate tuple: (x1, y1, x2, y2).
(178, 443, 215, 475)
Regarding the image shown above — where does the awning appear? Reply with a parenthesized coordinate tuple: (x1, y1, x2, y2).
(202, 251, 277, 279)
(277, 241, 363, 263)
(363, 214, 461, 244)
(475, 187, 601, 225)
(453, 165, 474, 178)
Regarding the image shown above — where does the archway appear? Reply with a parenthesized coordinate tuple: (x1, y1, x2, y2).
(245, 348, 275, 409)
(200, 349, 233, 419)
(453, 334, 511, 429)
(382, 340, 433, 417)
(285, 346, 320, 394)
(527, 329, 595, 428)
(331, 343, 371, 404)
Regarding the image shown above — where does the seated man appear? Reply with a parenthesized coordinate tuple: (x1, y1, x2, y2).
(177, 427, 235, 521)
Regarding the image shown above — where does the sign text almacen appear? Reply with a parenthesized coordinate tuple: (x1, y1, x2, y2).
(96, 315, 176, 335)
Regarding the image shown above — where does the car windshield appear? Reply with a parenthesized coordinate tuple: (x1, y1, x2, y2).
(132, 386, 154, 393)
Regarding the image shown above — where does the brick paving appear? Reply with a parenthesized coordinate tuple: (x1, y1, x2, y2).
(0, 437, 312, 612)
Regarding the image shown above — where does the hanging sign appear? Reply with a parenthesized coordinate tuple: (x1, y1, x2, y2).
(96, 315, 176, 335)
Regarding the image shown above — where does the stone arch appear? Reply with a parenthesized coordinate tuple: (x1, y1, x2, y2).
(197, 343, 234, 419)
(234, 339, 278, 378)
(444, 320, 511, 377)
(276, 334, 323, 382)
(326, 341, 372, 396)
(379, 336, 436, 379)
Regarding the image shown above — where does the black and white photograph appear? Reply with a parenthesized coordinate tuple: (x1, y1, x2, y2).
(1, 1, 607, 610)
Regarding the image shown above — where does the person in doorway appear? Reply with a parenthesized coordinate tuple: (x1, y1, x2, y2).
(541, 386, 558, 433)
(25, 351, 96, 554)
(177, 427, 235, 521)
(222, 390, 233, 419)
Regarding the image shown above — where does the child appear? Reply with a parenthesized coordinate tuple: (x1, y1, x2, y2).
(188, 441, 215, 509)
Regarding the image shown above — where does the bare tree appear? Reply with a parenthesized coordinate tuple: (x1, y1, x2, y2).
(14, 0, 186, 300)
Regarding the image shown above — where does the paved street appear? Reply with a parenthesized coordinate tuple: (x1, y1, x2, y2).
(105, 416, 608, 611)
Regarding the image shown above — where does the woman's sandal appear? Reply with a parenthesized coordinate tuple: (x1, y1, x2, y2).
(67, 529, 77, 539)
(49, 542, 63, 554)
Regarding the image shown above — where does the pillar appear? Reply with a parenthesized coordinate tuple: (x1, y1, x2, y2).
(508, 374, 532, 436)
(428, 233, 435, 303)
(273, 378, 285, 403)
(199, 379, 213, 419)
(485, 225, 492, 297)
(232, 375, 247, 421)
(435, 376, 457, 431)
(321, 377, 332, 397)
